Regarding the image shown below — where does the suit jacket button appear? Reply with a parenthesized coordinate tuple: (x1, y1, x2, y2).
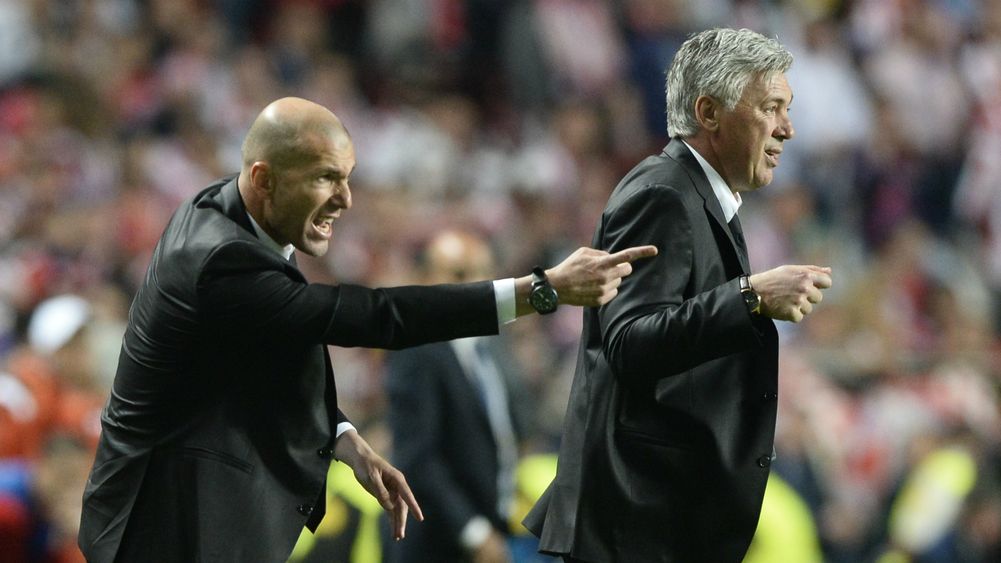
(762, 391, 777, 400)
(757, 455, 772, 468)
(297, 504, 313, 516)
(317, 447, 333, 459)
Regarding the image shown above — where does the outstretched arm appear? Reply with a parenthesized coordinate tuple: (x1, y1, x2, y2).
(513, 245, 659, 317)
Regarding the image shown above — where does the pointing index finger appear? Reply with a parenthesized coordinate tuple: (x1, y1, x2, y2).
(602, 245, 658, 266)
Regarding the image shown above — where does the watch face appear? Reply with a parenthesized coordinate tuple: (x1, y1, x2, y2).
(530, 287, 559, 314)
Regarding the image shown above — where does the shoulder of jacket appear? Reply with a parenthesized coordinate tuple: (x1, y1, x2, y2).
(157, 206, 254, 262)
(612, 155, 696, 197)
(200, 238, 284, 273)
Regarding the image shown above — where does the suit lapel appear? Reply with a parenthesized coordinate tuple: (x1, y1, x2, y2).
(663, 139, 750, 274)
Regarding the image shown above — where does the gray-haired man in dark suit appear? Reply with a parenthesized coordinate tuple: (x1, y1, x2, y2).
(524, 28, 833, 563)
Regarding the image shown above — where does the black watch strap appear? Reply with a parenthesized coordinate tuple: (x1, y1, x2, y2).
(739, 275, 761, 315)
(531, 266, 548, 286)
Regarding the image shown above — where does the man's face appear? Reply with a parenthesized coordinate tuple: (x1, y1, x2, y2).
(714, 73, 794, 193)
(426, 233, 494, 284)
(265, 133, 355, 257)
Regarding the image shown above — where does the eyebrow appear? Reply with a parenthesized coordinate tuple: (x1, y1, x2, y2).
(320, 164, 354, 178)
(763, 93, 793, 106)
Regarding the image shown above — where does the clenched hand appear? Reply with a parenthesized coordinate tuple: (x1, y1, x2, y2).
(749, 265, 832, 323)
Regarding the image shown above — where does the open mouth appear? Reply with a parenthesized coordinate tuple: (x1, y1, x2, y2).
(764, 148, 782, 167)
(312, 217, 334, 239)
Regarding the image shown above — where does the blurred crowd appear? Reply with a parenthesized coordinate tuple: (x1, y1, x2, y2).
(2, 0, 1001, 561)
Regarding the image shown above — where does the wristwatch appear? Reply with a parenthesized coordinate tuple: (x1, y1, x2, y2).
(529, 266, 559, 315)
(739, 275, 761, 315)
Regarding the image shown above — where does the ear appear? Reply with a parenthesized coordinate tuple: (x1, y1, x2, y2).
(248, 162, 274, 197)
(694, 95, 720, 132)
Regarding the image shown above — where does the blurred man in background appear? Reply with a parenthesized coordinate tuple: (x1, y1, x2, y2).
(524, 28, 832, 562)
(386, 230, 532, 563)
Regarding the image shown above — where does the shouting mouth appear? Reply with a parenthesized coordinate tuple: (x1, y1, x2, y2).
(312, 217, 335, 239)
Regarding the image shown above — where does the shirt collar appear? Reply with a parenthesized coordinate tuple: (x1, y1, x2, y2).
(246, 212, 295, 261)
(682, 140, 742, 222)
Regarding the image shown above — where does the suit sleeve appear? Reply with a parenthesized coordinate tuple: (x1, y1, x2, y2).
(599, 184, 762, 381)
(196, 241, 498, 349)
(385, 347, 481, 540)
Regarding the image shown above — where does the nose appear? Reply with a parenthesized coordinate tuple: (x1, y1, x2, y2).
(775, 110, 794, 141)
(332, 181, 352, 209)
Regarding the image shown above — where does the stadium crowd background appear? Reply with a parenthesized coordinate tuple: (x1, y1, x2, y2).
(1, 0, 1001, 561)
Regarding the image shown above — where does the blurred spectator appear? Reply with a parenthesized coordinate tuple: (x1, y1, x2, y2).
(861, 0, 969, 236)
(385, 230, 532, 563)
(784, 16, 875, 225)
(878, 431, 987, 562)
(0, 434, 92, 563)
(744, 474, 824, 563)
(1, 293, 120, 461)
(533, 0, 627, 99)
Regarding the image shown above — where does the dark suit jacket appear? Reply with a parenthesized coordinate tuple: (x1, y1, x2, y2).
(384, 339, 528, 563)
(78, 176, 499, 563)
(523, 139, 780, 563)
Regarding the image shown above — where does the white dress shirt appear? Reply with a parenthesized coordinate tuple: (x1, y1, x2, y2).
(682, 140, 742, 221)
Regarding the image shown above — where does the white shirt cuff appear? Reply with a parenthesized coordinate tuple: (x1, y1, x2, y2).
(459, 515, 492, 550)
(493, 278, 516, 325)
(335, 422, 355, 438)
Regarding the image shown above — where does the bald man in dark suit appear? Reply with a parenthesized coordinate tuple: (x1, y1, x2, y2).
(78, 97, 657, 563)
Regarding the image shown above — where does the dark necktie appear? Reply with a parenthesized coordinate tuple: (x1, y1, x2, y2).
(728, 214, 749, 266)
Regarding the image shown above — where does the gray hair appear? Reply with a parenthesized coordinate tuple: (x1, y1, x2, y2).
(666, 28, 793, 138)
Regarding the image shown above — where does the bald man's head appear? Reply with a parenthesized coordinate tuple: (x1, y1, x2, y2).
(238, 98, 356, 258)
(241, 97, 351, 176)
(422, 230, 495, 284)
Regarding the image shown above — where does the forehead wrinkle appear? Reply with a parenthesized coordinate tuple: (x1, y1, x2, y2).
(755, 77, 792, 104)
(289, 129, 353, 173)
